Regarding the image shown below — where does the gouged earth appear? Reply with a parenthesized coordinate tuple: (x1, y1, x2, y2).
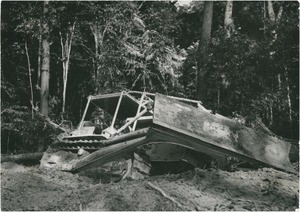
(1, 162, 299, 211)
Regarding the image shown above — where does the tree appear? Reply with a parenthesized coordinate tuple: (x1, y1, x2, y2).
(224, 0, 234, 38)
(266, 0, 292, 129)
(73, 2, 136, 94)
(40, 0, 50, 117)
(59, 19, 76, 116)
(122, 2, 185, 93)
(214, 0, 234, 112)
(267, 0, 283, 23)
(24, 39, 34, 118)
(197, 1, 213, 101)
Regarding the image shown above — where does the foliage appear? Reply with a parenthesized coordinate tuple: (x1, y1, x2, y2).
(123, 29, 186, 93)
(1, 1, 299, 154)
(1, 105, 60, 153)
(179, 1, 298, 138)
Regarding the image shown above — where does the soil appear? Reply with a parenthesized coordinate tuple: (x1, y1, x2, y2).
(1, 161, 299, 211)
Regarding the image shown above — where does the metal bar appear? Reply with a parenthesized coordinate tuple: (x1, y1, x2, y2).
(90, 91, 201, 107)
(90, 92, 123, 100)
(115, 108, 148, 135)
(141, 100, 151, 107)
(167, 95, 201, 105)
(128, 91, 155, 97)
(145, 96, 154, 103)
(78, 95, 92, 131)
(110, 91, 124, 128)
(132, 92, 146, 131)
(128, 91, 201, 105)
(101, 127, 149, 145)
(124, 92, 143, 104)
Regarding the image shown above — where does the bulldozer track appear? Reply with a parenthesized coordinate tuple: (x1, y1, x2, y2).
(53, 139, 104, 151)
(59, 139, 103, 144)
(54, 128, 150, 151)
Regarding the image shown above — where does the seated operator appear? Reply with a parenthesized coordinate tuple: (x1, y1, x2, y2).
(92, 108, 106, 134)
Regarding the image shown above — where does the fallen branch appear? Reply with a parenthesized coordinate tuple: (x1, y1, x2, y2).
(32, 107, 68, 133)
(44, 115, 68, 133)
(1, 152, 43, 163)
(147, 182, 185, 209)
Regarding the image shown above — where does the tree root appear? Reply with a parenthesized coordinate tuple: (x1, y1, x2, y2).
(147, 182, 189, 210)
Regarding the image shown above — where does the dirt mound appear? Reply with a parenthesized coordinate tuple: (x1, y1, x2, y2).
(1, 162, 27, 172)
(1, 162, 299, 211)
(40, 147, 88, 171)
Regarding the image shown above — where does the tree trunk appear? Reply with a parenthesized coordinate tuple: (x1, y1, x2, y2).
(217, 87, 220, 113)
(93, 28, 99, 88)
(200, 1, 213, 47)
(277, 73, 282, 89)
(197, 1, 213, 101)
(284, 70, 292, 129)
(267, 1, 283, 46)
(40, 0, 50, 117)
(276, 6, 283, 22)
(91, 24, 104, 93)
(1, 152, 43, 163)
(218, 0, 234, 111)
(25, 39, 34, 119)
(60, 20, 76, 116)
(267, 1, 287, 130)
(268, 0, 283, 24)
(7, 132, 10, 153)
(267, 0, 276, 22)
(269, 104, 273, 126)
(224, 0, 234, 38)
(263, 0, 266, 37)
(37, 20, 42, 89)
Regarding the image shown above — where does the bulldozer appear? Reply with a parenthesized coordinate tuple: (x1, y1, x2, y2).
(42, 91, 296, 179)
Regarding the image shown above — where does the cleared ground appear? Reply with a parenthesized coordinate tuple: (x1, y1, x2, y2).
(1, 161, 299, 211)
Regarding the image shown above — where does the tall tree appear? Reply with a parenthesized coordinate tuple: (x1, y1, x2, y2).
(266, 1, 292, 129)
(267, 0, 283, 23)
(60, 20, 76, 116)
(77, 2, 131, 93)
(122, 2, 185, 93)
(37, 19, 42, 89)
(40, 0, 50, 116)
(24, 39, 34, 118)
(214, 0, 234, 112)
(224, 0, 234, 38)
(197, 1, 213, 101)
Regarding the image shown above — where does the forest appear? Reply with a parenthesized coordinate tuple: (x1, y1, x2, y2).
(1, 0, 299, 154)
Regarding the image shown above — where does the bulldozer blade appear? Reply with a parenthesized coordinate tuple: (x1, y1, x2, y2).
(149, 93, 296, 173)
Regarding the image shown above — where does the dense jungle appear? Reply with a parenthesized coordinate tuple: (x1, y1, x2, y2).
(1, 1, 298, 153)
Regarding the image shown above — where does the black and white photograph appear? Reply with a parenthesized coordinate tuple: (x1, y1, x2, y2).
(1, 0, 299, 211)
